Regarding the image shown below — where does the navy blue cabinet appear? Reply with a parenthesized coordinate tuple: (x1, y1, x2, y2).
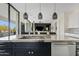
(0, 42, 51, 56)
(12, 42, 51, 56)
(0, 42, 12, 56)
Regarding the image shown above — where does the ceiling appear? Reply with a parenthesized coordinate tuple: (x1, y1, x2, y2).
(11, 3, 79, 13)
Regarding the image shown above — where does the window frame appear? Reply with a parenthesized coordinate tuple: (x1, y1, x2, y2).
(8, 3, 20, 40)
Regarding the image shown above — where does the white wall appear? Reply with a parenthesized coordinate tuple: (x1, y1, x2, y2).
(68, 10, 79, 28)
(64, 4, 79, 28)
(0, 4, 8, 19)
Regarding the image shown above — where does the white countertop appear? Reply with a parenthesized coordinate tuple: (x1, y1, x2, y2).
(0, 36, 78, 42)
(0, 33, 79, 42)
(0, 39, 77, 42)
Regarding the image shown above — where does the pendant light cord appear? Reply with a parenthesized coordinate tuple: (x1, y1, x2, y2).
(40, 3, 41, 12)
(54, 3, 56, 12)
(25, 3, 26, 12)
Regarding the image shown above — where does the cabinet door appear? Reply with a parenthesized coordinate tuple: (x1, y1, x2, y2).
(25, 46, 51, 56)
(25, 47, 39, 56)
(25, 42, 51, 56)
(13, 42, 51, 56)
(38, 47, 51, 56)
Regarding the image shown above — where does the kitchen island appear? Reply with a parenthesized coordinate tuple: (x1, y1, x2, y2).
(0, 31, 78, 56)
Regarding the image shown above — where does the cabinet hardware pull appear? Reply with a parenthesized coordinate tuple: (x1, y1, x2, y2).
(28, 51, 31, 54)
(0, 52, 9, 55)
(31, 51, 34, 54)
(0, 45, 5, 47)
(0, 50, 5, 52)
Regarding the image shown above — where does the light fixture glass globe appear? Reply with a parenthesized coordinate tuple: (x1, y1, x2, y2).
(23, 12, 28, 19)
(38, 12, 43, 19)
(53, 12, 57, 19)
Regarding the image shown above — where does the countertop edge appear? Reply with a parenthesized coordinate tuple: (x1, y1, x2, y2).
(0, 39, 79, 42)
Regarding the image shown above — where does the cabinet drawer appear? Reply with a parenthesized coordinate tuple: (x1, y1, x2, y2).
(0, 49, 12, 56)
(0, 52, 10, 56)
(0, 42, 12, 48)
(0, 42, 11, 45)
(13, 42, 51, 47)
(13, 42, 40, 47)
(0, 48, 12, 52)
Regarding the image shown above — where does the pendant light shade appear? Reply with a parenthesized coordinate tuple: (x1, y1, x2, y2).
(53, 12, 57, 19)
(53, 3, 57, 20)
(38, 3, 43, 19)
(38, 12, 43, 19)
(23, 3, 28, 20)
(23, 12, 28, 19)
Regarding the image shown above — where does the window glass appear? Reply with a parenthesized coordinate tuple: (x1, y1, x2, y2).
(10, 6, 18, 40)
(0, 4, 8, 40)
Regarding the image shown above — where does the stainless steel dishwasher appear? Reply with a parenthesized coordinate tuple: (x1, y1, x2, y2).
(51, 42, 76, 56)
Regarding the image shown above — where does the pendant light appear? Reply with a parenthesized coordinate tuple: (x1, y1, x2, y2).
(23, 3, 28, 19)
(53, 3, 57, 20)
(38, 3, 43, 19)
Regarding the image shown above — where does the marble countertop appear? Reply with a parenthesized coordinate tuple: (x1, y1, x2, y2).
(0, 37, 79, 42)
(0, 39, 78, 42)
(0, 33, 79, 42)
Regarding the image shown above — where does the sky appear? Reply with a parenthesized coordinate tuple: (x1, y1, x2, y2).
(0, 20, 16, 29)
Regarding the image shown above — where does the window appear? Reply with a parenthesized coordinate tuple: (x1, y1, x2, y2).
(0, 3, 20, 40)
(9, 4, 20, 40)
(0, 4, 8, 40)
(10, 5, 19, 40)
